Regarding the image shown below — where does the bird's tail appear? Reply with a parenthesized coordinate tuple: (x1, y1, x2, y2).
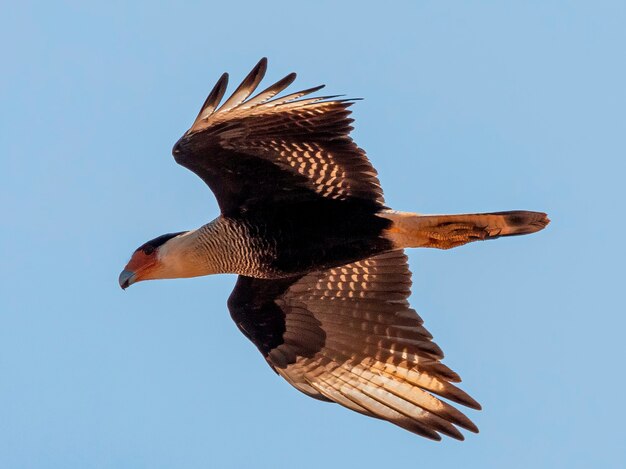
(381, 210, 549, 250)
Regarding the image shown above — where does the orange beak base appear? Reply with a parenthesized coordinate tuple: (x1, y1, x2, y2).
(119, 251, 158, 289)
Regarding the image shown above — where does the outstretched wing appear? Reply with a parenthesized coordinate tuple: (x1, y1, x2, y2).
(173, 58, 384, 216)
(228, 250, 481, 440)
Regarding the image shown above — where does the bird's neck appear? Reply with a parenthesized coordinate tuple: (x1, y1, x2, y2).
(157, 217, 257, 279)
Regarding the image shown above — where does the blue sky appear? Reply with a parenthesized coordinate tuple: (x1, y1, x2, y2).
(2, 1, 625, 468)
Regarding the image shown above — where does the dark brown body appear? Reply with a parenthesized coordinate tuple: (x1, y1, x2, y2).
(225, 198, 393, 278)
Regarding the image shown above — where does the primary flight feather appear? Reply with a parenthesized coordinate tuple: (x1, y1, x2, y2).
(120, 58, 549, 440)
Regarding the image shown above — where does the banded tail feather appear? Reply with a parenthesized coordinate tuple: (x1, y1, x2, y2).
(382, 210, 550, 250)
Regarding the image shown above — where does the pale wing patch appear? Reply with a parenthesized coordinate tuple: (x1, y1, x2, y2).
(236, 139, 376, 201)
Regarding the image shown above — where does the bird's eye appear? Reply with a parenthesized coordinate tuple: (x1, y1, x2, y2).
(142, 245, 155, 255)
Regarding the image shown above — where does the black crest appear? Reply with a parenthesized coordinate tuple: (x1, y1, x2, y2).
(136, 231, 187, 255)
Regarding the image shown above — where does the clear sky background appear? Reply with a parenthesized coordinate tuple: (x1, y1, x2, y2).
(2, 1, 625, 468)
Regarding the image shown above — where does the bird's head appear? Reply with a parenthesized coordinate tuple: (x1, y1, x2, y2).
(119, 231, 188, 289)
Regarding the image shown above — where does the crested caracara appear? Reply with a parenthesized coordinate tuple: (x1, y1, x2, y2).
(120, 58, 549, 440)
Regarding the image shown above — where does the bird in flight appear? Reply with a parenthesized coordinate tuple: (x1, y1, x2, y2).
(119, 58, 548, 441)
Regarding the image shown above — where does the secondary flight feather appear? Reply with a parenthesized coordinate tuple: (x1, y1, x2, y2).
(120, 58, 549, 440)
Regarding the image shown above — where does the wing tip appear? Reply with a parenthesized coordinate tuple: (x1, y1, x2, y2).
(255, 56, 268, 76)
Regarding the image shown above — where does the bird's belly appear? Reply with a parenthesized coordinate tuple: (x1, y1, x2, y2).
(235, 214, 393, 279)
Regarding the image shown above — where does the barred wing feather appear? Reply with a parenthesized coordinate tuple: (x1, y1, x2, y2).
(173, 58, 384, 215)
(228, 250, 480, 440)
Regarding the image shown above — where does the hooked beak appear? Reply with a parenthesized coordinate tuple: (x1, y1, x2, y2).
(119, 269, 136, 290)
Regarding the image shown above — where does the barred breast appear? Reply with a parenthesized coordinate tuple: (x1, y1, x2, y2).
(192, 217, 280, 278)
